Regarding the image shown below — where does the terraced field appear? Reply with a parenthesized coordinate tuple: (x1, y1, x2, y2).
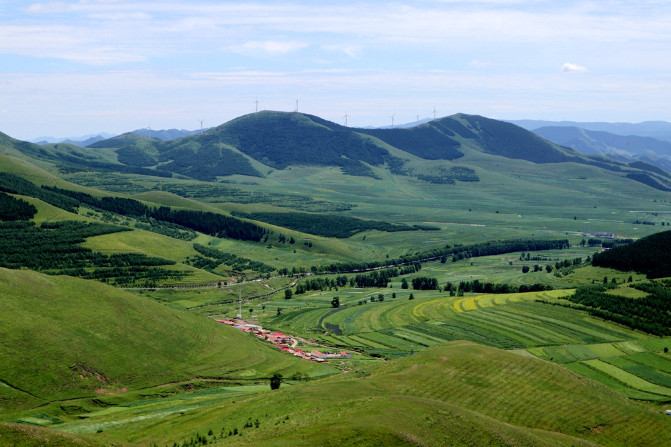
(267, 290, 632, 352)
(261, 288, 671, 401)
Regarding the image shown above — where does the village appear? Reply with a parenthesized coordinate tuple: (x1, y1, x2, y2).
(215, 319, 352, 363)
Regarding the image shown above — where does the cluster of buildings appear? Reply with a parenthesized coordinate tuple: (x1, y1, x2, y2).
(583, 232, 615, 239)
(215, 319, 351, 363)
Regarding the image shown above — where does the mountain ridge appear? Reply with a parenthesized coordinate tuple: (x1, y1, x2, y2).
(4, 111, 671, 191)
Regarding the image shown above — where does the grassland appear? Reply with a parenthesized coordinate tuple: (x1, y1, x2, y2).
(4, 130, 671, 446)
(0, 268, 334, 416)
(46, 342, 671, 446)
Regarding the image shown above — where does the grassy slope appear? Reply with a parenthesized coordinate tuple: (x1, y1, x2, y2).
(81, 342, 670, 446)
(0, 422, 125, 447)
(0, 268, 333, 413)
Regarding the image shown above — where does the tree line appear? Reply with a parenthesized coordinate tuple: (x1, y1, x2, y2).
(591, 230, 671, 278)
(231, 211, 429, 238)
(0, 220, 181, 285)
(43, 185, 266, 241)
(0, 192, 37, 221)
(546, 284, 671, 336)
(449, 280, 552, 295)
(293, 264, 422, 294)
(190, 243, 274, 273)
(316, 238, 569, 275)
(0, 173, 79, 213)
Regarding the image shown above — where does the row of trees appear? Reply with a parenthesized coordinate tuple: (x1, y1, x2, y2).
(543, 283, 671, 336)
(232, 211, 418, 238)
(450, 280, 552, 294)
(0, 173, 79, 212)
(44, 185, 266, 241)
(0, 221, 179, 285)
(190, 243, 274, 273)
(293, 264, 425, 294)
(317, 238, 569, 275)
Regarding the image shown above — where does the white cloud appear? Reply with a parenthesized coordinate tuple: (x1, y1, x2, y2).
(3, 0, 671, 136)
(229, 40, 308, 56)
(561, 63, 588, 73)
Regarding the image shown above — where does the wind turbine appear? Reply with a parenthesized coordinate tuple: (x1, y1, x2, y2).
(254, 97, 259, 113)
(198, 119, 204, 134)
(390, 114, 395, 128)
(343, 112, 350, 127)
(433, 107, 437, 120)
(295, 99, 299, 113)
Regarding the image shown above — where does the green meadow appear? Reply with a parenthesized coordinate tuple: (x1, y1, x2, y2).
(3, 113, 671, 446)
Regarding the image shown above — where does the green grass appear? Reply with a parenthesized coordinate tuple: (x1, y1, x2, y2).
(0, 422, 120, 447)
(5, 142, 671, 445)
(0, 268, 334, 415)
(47, 342, 671, 447)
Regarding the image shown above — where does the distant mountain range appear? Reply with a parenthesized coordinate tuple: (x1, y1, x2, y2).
(31, 128, 206, 147)
(31, 132, 115, 146)
(84, 111, 597, 181)
(521, 126, 671, 174)
(5, 111, 671, 193)
(508, 119, 671, 142)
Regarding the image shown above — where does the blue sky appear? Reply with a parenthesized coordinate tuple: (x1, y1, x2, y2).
(1, 0, 670, 140)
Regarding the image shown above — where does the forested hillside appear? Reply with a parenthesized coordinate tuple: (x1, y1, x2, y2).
(592, 230, 671, 277)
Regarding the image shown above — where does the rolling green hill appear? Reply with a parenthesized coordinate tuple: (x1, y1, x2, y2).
(55, 342, 671, 446)
(4, 113, 671, 445)
(75, 111, 671, 191)
(0, 268, 333, 412)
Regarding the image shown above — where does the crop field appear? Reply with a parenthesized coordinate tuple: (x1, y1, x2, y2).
(261, 289, 633, 353)
(530, 340, 671, 401)
(250, 280, 671, 402)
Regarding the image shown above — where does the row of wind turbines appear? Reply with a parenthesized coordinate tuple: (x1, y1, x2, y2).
(255, 96, 440, 128)
(143, 103, 440, 136)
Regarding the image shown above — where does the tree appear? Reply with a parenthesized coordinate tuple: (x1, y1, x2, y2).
(401, 278, 408, 289)
(409, 293, 414, 300)
(285, 289, 293, 300)
(522, 265, 530, 273)
(545, 264, 553, 273)
(331, 296, 340, 308)
(270, 372, 282, 390)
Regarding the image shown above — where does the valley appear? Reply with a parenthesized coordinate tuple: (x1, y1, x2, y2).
(2, 112, 671, 446)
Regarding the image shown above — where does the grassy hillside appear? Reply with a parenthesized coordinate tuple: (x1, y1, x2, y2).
(55, 342, 671, 446)
(0, 268, 334, 412)
(0, 422, 123, 447)
(85, 111, 650, 183)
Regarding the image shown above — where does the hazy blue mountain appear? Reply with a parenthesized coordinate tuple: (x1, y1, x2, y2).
(131, 128, 207, 140)
(533, 126, 671, 173)
(533, 126, 671, 157)
(509, 119, 671, 141)
(31, 132, 115, 146)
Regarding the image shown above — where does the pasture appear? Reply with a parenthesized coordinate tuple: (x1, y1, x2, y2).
(41, 343, 671, 446)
